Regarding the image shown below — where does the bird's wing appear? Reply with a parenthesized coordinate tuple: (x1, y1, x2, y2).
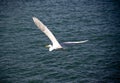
(32, 17, 62, 48)
(63, 40, 88, 44)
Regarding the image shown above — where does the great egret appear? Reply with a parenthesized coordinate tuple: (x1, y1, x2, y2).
(32, 17, 88, 51)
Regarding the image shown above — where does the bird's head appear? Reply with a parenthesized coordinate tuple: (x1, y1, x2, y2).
(45, 44, 54, 51)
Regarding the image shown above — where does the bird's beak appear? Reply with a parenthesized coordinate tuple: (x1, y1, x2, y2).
(45, 45, 49, 48)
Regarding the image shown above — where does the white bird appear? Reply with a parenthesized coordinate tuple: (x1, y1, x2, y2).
(32, 17, 88, 51)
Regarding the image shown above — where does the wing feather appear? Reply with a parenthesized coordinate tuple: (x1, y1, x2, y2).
(64, 40, 88, 44)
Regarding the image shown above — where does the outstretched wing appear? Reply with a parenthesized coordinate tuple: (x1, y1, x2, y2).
(63, 40, 88, 44)
(32, 17, 62, 48)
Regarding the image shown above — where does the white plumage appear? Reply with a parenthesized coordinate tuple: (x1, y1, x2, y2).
(32, 17, 88, 51)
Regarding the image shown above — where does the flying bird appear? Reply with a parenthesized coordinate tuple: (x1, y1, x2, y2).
(32, 17, 88, 51)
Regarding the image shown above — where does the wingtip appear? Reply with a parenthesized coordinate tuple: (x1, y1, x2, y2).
(85, 40, 89, 42)
(32, 17, 37, 20)
(32, 17, 39, 23)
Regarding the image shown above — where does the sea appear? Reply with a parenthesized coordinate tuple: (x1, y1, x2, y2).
(0, 0, 120, 83)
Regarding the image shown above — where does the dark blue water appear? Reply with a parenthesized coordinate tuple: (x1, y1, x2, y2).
(0, 0, 120, 83)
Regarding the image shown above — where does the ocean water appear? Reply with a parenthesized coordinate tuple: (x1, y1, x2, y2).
(0, 0, 120, 83)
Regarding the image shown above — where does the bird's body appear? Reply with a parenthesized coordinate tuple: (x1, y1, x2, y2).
(46, 44, 62, 51)
(32, 17, 88, 51)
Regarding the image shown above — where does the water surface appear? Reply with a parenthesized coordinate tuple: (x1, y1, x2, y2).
(0, 0, 120, 83)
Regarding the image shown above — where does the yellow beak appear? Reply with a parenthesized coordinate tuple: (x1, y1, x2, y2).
(45, 45, 49, 48)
